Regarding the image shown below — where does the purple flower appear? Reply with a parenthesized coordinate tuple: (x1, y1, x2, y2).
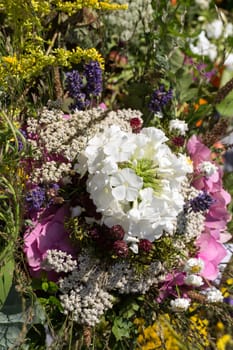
(65, 70, 83, 99)
(18, 129, 27, 151)
(148, 85, 173, 112)
(187, 191, 215, 213)
(65, 71, 88, 110)
(26, 186, 46, 211)
(84, 61, 103, 96)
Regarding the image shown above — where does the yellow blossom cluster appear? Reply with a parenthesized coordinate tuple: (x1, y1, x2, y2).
(188, 315, 209, 348)
(53, 0, 128, 15)
(134, 315, 182, 350)
(0, 47, 104, 87)
(215, 319, 233, 350)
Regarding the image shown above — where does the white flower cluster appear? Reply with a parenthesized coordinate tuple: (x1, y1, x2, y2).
(43, 249, 77, 273)
(189, 16, 233, 64)
(199, 161, 218, 177)
(77, 125, 193, 252)
(183, 258, 204, 288)
(32, 161, 71, 183)
(195, 0, 210, 10)
(169, 119, 188, 136)
(170, 298, 190, 312)
(60, 285, 114, 326)
(106, 260, 164, 294)
(27, 107, 141, 183)
(176, 185, 205, 241)
(206, 287, 224, 303)
(103, 0, 153, 41)
(184, 274, 203, 287)
(58, 250, 164, 326)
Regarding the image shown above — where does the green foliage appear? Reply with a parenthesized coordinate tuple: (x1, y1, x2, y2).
(216, 90, 233, 117)
(0, 286, 46, 349)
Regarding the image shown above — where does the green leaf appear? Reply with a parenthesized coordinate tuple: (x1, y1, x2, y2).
(0, 285, 46, 349)
(41, 282, 49, 292)
(169, 49, 184, 73)
(0, 252, 14, 307)
(112, 317, 133, 341)
(180, 87, 198, 103)
(216, 90, 233, 117)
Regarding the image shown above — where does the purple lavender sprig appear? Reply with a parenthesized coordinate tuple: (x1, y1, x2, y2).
(84, 61, 103, 96)
(148, 85, 173, 113)
(65, 61, 103, 111)
(185, 191, 215, 213)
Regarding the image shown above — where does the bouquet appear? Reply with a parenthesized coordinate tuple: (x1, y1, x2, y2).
(1, 0, 233, 349)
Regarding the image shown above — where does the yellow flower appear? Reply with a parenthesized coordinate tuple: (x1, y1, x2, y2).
(2, 56, 18, 65)
(221, 287, 229, 297)
(216, 334, 233, 350)
(216, 322, 225, 332)
(226, 278, 233, 286)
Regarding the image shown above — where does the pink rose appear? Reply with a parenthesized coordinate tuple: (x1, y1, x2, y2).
(24, 204, 75, 278)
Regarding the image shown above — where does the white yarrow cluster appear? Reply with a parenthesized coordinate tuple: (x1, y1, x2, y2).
(58, 250, 164, 326)
(43, 249, 77, 273)
(206, 288, 224, 303)
(170, 298, 190, 312)
(77, 125, 193, 252)
(27, 107, 141, 184)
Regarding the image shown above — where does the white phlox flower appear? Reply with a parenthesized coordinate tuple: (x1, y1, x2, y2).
(77, 125, 193, 252)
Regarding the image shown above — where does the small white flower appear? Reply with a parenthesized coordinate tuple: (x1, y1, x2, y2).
(224, 53, 233, 71)
(205, 19, 223, 39)
(71, 206, 83, 218)
(195, 0, 210, 10)
(199, 161, 218, 177)
(170, 298, 190, 312)
(224, 23, 233, 38)
(189, 31, 217, 61)
(184, 274, 204, 287)
(184, 258, 205, 274)
(110, 168, 143, 201)
(206, 288, 224, 303)
(154, 111, 163, 119)
(169, 119, 188, 135)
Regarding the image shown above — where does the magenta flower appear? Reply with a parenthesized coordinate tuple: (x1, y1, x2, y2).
(24, 204, 75, 278)
(187, 135, 232, 280)
(187, 135, 211, 167)
(196, 232, 227, 280)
